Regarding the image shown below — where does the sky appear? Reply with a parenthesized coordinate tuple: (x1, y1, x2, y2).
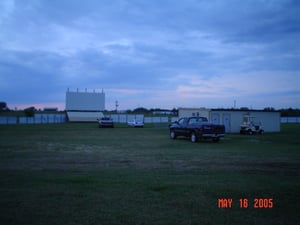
(0, 0, 300, 111)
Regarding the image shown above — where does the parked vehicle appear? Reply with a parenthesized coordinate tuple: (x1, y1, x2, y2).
(128, 119, 144, 128)
(169, 117, 225, 143)
(240, 115, 264, 134)
(97, 117, 114, 128)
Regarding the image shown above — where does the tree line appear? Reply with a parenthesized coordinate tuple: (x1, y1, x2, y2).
(1, 101, 300, 117)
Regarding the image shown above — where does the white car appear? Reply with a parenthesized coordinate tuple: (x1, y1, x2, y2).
(127, 119, 144, 128)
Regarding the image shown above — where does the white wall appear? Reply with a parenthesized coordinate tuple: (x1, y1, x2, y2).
(178, 108, 210, 119)
(67, 111, 104, 122)
(210, 111, 280, 133)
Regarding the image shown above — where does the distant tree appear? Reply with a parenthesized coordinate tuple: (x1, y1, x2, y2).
(171, 108, 178, 115)
(24, 106, 36, 117)
(280, 108, 300, 117)
(263, 107, 275, 111)
(0, 102, 8, 111)
(133, 107, 149, 114)
(240, 107, 249, 111)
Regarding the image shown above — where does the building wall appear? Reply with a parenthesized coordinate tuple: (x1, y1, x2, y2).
(178, 107, 210, 119)
(178, 108, 281, 133)
(65, 90, 105, 111)
(66, 111, 104, 122)
(210, 110, 281, 133)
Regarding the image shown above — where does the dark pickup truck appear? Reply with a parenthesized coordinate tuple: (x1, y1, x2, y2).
(169, 117, 225, 143)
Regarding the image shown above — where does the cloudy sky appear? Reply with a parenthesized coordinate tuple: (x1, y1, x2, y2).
(1, 0, 299, 110)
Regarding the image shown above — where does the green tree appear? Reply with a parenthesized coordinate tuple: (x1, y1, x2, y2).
(0, 102, 8, 111)
(24, 106, 36, 117)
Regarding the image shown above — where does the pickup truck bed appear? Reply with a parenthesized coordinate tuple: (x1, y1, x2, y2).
(169, 117, 225, 143)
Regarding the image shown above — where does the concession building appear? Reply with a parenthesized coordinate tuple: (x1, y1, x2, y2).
(178, 107, 280, 133)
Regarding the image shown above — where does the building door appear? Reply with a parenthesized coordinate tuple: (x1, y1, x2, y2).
(211, 113, 220, 124)
(223, 113, 231, 132)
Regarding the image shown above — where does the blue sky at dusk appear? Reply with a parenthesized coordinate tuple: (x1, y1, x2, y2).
(0, 0, 299, 110)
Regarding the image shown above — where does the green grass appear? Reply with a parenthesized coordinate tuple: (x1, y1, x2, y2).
(0, 123, 299, 225)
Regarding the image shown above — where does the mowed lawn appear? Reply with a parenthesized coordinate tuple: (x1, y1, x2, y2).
(0, 123, 299, 225)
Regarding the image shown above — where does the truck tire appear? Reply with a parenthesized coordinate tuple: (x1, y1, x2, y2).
(213, 137, 220, 142)
(191, 132, 197, 143)
(170, 130, 177, 139)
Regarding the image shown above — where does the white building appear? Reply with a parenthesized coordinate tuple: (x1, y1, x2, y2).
(178, 108, 280, 133)
(65, 89, 105, 122)
(178, 107, 210, 118)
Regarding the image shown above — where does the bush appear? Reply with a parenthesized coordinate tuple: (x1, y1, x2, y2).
(24, 107, 36, 117)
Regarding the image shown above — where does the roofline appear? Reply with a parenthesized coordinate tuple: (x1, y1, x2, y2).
(178, 107, 210, 110)
(178, 107, 280, 113)
(211, 109, 280, 112)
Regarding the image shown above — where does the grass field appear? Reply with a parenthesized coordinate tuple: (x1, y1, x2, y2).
(0, 123, 299, 225)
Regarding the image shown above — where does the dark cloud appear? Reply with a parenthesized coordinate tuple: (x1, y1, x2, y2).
(0, 0, 299, 109)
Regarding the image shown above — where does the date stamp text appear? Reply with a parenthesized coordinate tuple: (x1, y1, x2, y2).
(218, 198, 273, 209)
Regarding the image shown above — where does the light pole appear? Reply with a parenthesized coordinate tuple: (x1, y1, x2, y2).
(115, 100, 119, 112)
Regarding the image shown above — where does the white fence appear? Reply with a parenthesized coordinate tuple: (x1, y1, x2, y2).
(109, 114, 144, 123)
(0, 117, 17, 124)
(0, 114, 172, 125)
(108, 114, 172, 123)
(0, 114, 66, 124)
(281, 117, 300, 123)
(2, 115, 299, 125)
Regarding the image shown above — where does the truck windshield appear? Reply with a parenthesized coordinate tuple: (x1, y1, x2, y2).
(188, 117, 208, 124)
